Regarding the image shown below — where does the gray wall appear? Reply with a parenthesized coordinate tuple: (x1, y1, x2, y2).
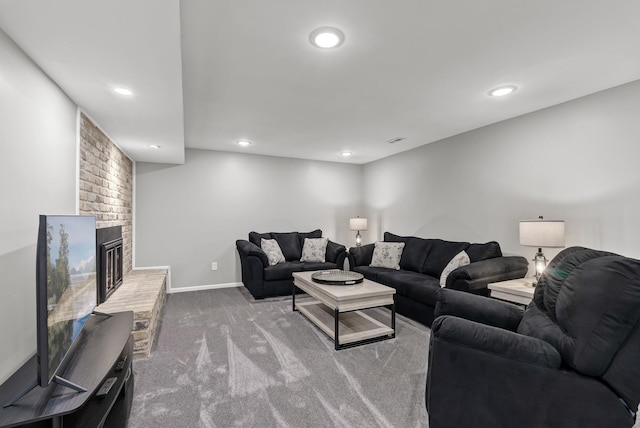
(0, 30, 78, 383)
(363, 80, 640, 273)
(135, 149, 363, 289)
(3, 16, 640, 384)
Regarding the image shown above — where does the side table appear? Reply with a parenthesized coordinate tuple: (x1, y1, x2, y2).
(487, 278, 536, 305)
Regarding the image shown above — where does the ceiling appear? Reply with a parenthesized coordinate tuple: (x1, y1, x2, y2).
(1, 1, 639, 165)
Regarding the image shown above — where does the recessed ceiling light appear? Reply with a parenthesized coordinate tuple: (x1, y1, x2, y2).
(113, 87, 134, 96)
(236, 140, 252, 147)
(489, 85, 517, 97)
(149, 144, 161, 149)
(340, 151, 352, 157)
(309, 27, 345, 49)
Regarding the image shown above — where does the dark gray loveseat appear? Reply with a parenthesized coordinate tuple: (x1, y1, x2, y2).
(347, 232, 528, 325)
(236, 229, 347, 299)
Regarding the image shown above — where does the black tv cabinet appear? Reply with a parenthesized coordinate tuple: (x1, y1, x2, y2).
(0, 311, 134, 428)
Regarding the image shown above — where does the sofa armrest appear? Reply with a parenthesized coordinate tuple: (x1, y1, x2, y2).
(236, 239, 269, 267)
(435, 288, 524, 331)
(326, 240, 347, 266)
(431, 315, 561, 369)
(347, 243, 375, 269)
(447, 255, 529, 292)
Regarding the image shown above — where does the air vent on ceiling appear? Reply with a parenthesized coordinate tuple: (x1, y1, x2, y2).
(385, 137, 406, 144)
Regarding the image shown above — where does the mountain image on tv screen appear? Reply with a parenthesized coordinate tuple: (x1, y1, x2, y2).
(44, 216, 96, 381)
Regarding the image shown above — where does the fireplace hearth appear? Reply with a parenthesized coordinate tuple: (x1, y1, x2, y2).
(96, 226, 123, 304)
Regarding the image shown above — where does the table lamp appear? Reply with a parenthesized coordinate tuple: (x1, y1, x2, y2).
(519, 216, 565, 282)
(349, 217, 368, 247)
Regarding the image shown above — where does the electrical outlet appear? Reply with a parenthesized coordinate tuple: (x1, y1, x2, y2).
(211, 262, 218, 271)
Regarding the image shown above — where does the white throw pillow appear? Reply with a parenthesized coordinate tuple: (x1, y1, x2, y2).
(300, 237, 328, 262)
(370, 241, 405, 270)
(261, 238, 285, 266)
(440, 250, 471, 287)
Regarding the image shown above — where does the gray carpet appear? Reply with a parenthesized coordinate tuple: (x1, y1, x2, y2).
(128, 287, 430, 427)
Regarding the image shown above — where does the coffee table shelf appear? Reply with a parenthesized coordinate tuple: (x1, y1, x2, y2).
(296, 301, 394, 345)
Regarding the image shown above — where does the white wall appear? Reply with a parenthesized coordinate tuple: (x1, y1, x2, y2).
(363, 80, 640, 272)
(0, 30, 78, 384)
(135, 149, 363, 289)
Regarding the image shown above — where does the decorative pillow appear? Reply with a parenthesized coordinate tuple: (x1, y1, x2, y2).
(261, 238, 285, 266)
(300, 237, 328, 262)
(298, 229, 323, 248)
(440, 250, 471, 287)
(370, 242, 405, 270)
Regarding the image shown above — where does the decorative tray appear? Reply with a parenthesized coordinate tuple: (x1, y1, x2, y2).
(311, 270, 364, 285)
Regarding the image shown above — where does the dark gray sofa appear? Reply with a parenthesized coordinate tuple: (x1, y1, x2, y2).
(426, 246, 640, 427)
(347, 232, 528, 326)
(236, 229, 347, 299)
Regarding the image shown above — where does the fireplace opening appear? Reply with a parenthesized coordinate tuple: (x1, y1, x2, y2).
(97, 226, 123, 304)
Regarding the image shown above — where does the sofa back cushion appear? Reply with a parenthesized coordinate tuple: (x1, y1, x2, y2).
(466, 241, 502, 262)
(384, 232, 432, 272)
(272, 232, 302, 261)
(249, 231, 272, 247)
(517, 247, 640, 407)
(250, 230, 323, 261)
(422, 239, 470, 277)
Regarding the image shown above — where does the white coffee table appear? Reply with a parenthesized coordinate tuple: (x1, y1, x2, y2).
(292, 271, 396, 350)
(488, 278, 536, 305)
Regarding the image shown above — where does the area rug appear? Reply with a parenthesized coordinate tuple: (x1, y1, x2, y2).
(128, 287, 430, 427)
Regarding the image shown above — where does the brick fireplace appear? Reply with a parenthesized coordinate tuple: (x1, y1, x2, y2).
(79, 113, 166, 359)
(78, 113, 133, 280)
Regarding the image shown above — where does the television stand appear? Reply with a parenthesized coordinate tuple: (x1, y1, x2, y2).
(0, 311, 134, 428)
(3, 374, 86, 410)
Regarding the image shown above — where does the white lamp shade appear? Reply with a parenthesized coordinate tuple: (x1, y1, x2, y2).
(519, 220, 565, 248)
(349, 217, 368, 231)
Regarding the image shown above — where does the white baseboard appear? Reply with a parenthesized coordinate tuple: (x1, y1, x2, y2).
(168, 282, 243, 294)
(131, 265, 242, 294)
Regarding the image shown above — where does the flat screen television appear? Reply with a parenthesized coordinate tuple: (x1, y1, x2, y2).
(35, 215, 97, 389)
(3, 215, 98, 408)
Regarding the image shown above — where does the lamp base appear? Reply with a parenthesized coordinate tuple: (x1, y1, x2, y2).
(355, 231, 362, 247)
(533, 248, 548, 282)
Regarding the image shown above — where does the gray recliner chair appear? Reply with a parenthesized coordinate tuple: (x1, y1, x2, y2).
(426, 246, 640, 428)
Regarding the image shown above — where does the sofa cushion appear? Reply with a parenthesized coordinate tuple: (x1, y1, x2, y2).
(261, 238, 285, 265)
(300, 237, 328, 262)
(466, 241, 502, 262)
(370, 241, 405, 270)
(298, 229, 323, 248)
(350, 244, 375, 267)
(403, 276, 441, 306)
(519, 250, 640, 379)
(301, 261, 339, 271)
(272, 232, 302, 261)
(352, 265, 381, 282)
(384, 232, 432, 272)
(440, 250, 471, 286)
(249, 231, 272, 247)
(422, 239, 469, 277)
(375, 269, 438, 300)
(264, 261, 304, 281)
